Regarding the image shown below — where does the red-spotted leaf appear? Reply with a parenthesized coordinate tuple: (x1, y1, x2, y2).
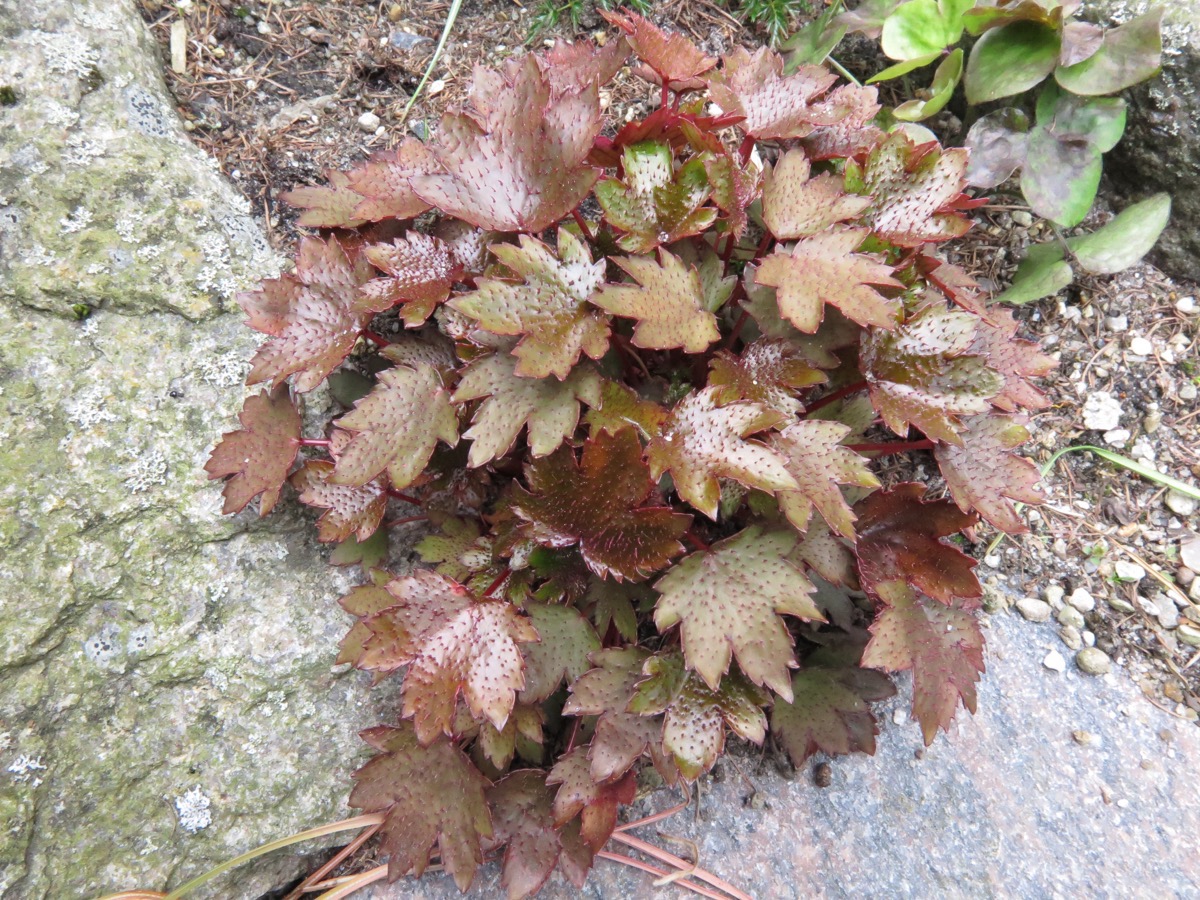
(595, 142, 717, 254)
(356, 570, 539, 743)
(653, 526, 822, 698)
(647, 387, 797, 519)
(539, 35, 630, 95)
(599, 9, 716, 84)
(861, 580, 985, 745)
(205, 386, 301, 515)
(800, 84, 885, 161)
(629, 652, 769, 782)
(239, 236, 377, 392)
(336, 571, 395, 667)
(769, 420, 880, 539)
(935, 414, 1042, 534)
(708, 338, 826, 418)
(344, 140, 440, 222)
(592, 248, 720, 352)
(849, 132, 974, 247)
(969, 307, 1055, 411)
(474, 703, 544, 771)
(332, 362, 459, 490)
(281, 170, 367, 228)
(454, 353, 602, 467)
(291, 457, 387, 542)
(361, 233, 462, 327)
(762, 149, 873, 239)
(513, 429, 690, 581)
(485, 770, 563, 900)
(701, 146, 760, 239)
(519, 602, 602, 704)
(861, 304, 1003, 444)
(450, 229, 610, 380)
(350, 723, 491, 890)
(416, 516, 493, 585)
(583, 578, 647, 642)
(412, 56, 602, 233)
(584, 380, 669, 440)
(854, 482, 981, 603)
(771, 653, 897, 764)
(563, 647, 660, 782)
(548, 746, 637, 851)
(755, 228, 903, 332)
(708, 48, 840, 139)
(790, 516, 859, 587)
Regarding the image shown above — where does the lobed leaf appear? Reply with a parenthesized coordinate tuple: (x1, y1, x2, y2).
(583, 380, 668, 440)
(344, 140, 440, 222)
(935, 414, 1043, 534)
(564, 647, 661, 782)
(362, 233, 462, 328)
(769, 420, 880, 539)
(519, 602, 602, 704)
(761, 149, 872, 239)
(204, 386, 301, 516)
(772, 661, 897, 765)
(485, 770, 562, 900)
(547, 746, 637, 852)
(708, 47, 840, 139)
(708, 337, 826, 419)
(292, 457, 388, 543)
(599, 9, 716, 84)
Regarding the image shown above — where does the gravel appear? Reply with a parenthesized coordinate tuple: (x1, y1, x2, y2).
(1017, 598, 1053, 623)
(1128, 336, 1154, 356)
(357, 111, 381, 132)
(1043, 650, 1067, 672)
(1076, 648, 1113, 676)
(1113, 561, 1146, 583)
(1058, 606, 1086, 630)
(1043, 584, 1065, 609)
(1082, 391, 1124, 430)
(1181, 538, 1200, 572)
(1165, 490, 1198, 517)
(1067, 588, 1096, 612)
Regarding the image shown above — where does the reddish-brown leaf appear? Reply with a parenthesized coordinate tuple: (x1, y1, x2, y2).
(761, 149, 873, 239)
(707, 48, 840, 140)
(239, 236, 377, 392)
(539, 35, 630, 95)
(281, 170, 367, 228)
(336, 570, 395, 667)
(646, 387, 796, 520)
(350, 723, 492, 890)
(548, 746, 637, 851)
(512, 429, 691, 582)
(599, 9, 716, 84)
(790, 516, 859, 588)
(935, 414, 1043, 534)
(769, 420, 880, 539)
(563, 647, 660, 782)
(412, 56, 602, 232)
(356, 570, 539, 743)
(629, 652, 769, 782)
(519, 602, 602, 704)
(754, 228, 902, 332)
(343, 140, 440, 222)
(708, 338, 826, 419)
(861, 580, 985, 745)
(291, 457, 387, 542)
(584, 380, 669, 440)
(800, 84, 885, 161)
(485, 770, 563, 900)
(854, 483, 981, 604)
(654, 526, 822, 697)
(204, 386, 301, 515)
(969, 307, 1055, 411)
(361, 233, 462, 327)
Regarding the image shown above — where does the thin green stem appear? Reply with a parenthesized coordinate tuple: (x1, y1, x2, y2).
(827, 55, 861, 86)
(399, 0, 464, 126)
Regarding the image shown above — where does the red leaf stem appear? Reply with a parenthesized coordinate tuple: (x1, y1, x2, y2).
(804, 380, 868, 414)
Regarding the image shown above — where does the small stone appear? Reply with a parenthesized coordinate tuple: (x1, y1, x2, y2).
(1106, 594, 1136, 613)
(1072, 729, 1096, 746)
(1177, 623, 1200, 647)
(1075, 648, 1112, 676)
(1058, 624, 1083, 650)
(1156, 596, 1179, 630)
(1189, 578, 1200, 603)
(1082, 630, 1096, 647)
(1043, 583, 1065, 609)
(1163, 681, 1184, 703)
(256, 19, 272, 34)
(1011, 210, 1033, 227)
(1180, 382, 1198, 402)
(1176, 296, 1196, 314)
(1128, 336, 1154, 356)
(1067, 588, 1096, 612)
(1103, 428, 1131, 446)
(1178, 565, 1197, 589)
(1181, 538, 1200, 572)
(1143, 409, 1163, 434)
(1113, 561, 1145, 583)
(428, 78, 446, 95)
(1082, 391, 1123, 431)
(387, 3, 403, 21)
(357, 111, 381, 133)
(1105, 314, 1128, 332)
(983, 553, 1001, 568)
(1043, 650, 1067, 673)
(1017, 598, 1053, 623)
(1165, 490, 1197, 517)
(1057, 605, 1086, 630)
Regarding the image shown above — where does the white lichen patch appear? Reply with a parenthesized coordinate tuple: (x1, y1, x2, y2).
(125, 449, 168, 493)
(29, 30, 100, 78)
(7, 754, 47, 788)
(83, 624, 123, 667)
(174, 786, 213, 833)
(59, 206, 93, 233)
(65, 384, 118, 428)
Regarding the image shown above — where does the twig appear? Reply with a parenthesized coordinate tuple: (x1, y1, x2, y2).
(595, 851, 728, 900)
(608, 832, 752, 900)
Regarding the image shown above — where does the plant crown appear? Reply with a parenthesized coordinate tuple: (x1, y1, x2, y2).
(207, 11, 1058, 896)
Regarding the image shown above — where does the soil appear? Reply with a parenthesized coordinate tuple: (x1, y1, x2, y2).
(137, 0, 1200, 888)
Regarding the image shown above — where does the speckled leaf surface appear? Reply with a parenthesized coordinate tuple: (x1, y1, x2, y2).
(708, 48, 840, 139)
(592, 248, 720, 352)
(970, 307, 1054, 412)
(350, 723, 492, 890)
(761, 149, 872, 239)
(344, 139, 440, 221)
(519, 603, 601, 704)
(653, 526, 822, 698)
(362, 233, 462, 327)
(204, 386, 301, 515)
(485, 770, 562, 900)
(450, 230, 610, 380)
(771, 661, 897, 764)
(239, 236, 377, 392)
(547, 746, 637, 851)
(755, 229, 902, 332)
(453, 353, 602, 467)
(861, 580, 985, 745)
(411, 56, 602, 233)
(563, 648, 660, 782)
(708, 337, 826, 418)
(291, 457, 388, 543)
(854, 483, 981, 604)
(599, 9, 716, 83)
(281, 169, 368, 228)
(935, 414, 1042, 534)
(647, 387, 796, 519)
(583, 380, 669, 439)
(332, 362, 459, 489)
(769, 420, 880, 539)
(512, 429, 690, 582)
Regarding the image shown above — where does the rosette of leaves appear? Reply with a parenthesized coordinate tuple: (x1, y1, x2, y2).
(208, 13, 1054, 896)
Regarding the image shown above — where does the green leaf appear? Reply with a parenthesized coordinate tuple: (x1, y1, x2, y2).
(781, 16, 847, 68)
(1020, 127, 1100, 227)
(894, 49, 964, 122)
(867, 51, 941, 84)
(965, 21, 1061, 104)
(1067, 193, 1171, 275)
(881, 0, 973, 60)
(330, 529, 389, 570)
(994, 242, 1073, 305)
(1036, 82, 1127, 153)
(771, 663, 897, 765)
(1055, 8, 1164, 96)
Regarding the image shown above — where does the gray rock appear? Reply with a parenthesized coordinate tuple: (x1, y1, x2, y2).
(1101, 0, 1200, 281)
(1107, 594, 1137, 613)
(0, 2, 391, 897)
(1059, 624, 1084, 651)
(1043, 583, 1066, 609)
(1081, 391, 1123, 431)
(366, 613, 1200, 899)
(1113, 561, 1146, 583)
(1067, 587, 1097, 612)
(1181, 538, 1200, 572)
(1017, 597, 1053, 623)
(1076, 648, 1113, 676)
(1057, 605, 1087, 630)
(1165, 490, 1198, 517)
(1043, 649, 1068, 672)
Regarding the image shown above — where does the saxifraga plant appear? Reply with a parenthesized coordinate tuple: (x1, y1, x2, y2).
(204, 10, 1057, 896)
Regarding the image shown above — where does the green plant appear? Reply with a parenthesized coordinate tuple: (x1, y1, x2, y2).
(822, 1, 1169, 304)
(531, 0, 810, 45)
(202, 11, 1056, 896)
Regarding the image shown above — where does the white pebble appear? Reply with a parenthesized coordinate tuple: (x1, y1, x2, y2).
(983, 553, 1001, 568)
(1128, 336, 1154, 356)
(1082, 391, 1123, 431)
(1067, 588, 1096, 612)
(1181, 382, 1198, 402)
(1103, 428, 1131, 446)
(428, 78, 446, 95)
(1176, 296, 1196, 314)
(1017, 598, 1053, 623)
(1082, 630, 1096, 647)
(1165, 490, 1198, 517)
(357, 112, 381, 133)
(1043, 584, 1065, 609)
(1113, 561, 1145, 583)
(1011, 210, 1033, 227)
(1043, 650, 1067, 673)
(1105, 314, 1128, 332)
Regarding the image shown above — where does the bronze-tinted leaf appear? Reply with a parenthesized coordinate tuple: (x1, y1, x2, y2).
(547, 745, 637, 851)
(708, 338, 826, 419)
(599, 9, 716, 83)
(519, 602, 602, 704)
(204, 386, 301, 515)
(935, 414, 1043, 534)
(762, 149, 873, 239)
(362, 233, 462, 327)
(291, 458, 387, 542)
(485, 770, 562, 900)
(708, 48, 840, 139)
(563, 647, 660, 782)
(769, 420, 880, 539)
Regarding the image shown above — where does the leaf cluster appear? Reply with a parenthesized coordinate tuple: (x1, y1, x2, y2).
(208, 13, 1054, 896)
